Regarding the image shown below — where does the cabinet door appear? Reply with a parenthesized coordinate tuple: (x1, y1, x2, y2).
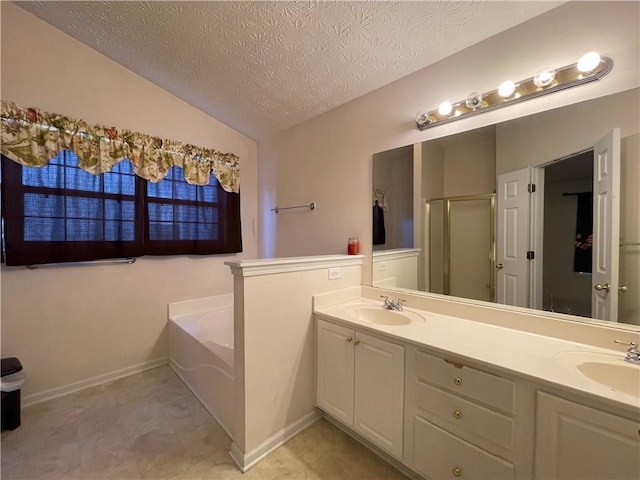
(354, 331, 405, 459)
(316, 319, 355, 425)
(535, 392, 640, 480)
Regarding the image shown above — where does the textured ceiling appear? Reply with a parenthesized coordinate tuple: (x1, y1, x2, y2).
(17, 1, 562, 140)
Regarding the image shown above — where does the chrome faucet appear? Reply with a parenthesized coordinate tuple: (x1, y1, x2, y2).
(614, 340, 640, 365)
(380, 295, 406, 311)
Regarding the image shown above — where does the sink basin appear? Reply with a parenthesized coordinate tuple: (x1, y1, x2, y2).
(555, 351, 640, 397)
(341, 304, 425, 326)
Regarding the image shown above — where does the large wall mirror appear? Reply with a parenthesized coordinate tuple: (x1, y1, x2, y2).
(372, 88, 639, 329)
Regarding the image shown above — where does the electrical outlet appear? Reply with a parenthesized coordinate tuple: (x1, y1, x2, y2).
(378, 262, 387, 271)
(328, 267, 341, 280)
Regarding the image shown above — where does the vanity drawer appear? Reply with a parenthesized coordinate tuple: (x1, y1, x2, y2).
(415, 350, 515, 413)
(415, 380, 515, 451)
(414, 415, 514, 480)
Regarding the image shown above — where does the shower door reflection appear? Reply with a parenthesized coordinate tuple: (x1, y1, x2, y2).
(428, 194, 495, 302)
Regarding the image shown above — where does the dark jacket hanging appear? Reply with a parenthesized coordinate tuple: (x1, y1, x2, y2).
(373, 200, 386, 245)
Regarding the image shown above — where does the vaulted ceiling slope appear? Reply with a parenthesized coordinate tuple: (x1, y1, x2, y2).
(16, 1, 562, 140)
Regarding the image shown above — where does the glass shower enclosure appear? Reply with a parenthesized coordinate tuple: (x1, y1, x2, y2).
(427, 194, 496, 302)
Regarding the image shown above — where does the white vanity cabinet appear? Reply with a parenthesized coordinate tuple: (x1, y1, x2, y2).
(404, 348, 535, 480)
(316, 318, 405, 458)
(535, 392, 640, 480)
(313, 296, 640, 480)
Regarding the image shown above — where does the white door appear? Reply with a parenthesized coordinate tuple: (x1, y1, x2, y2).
(592, 129, 621, 321)
(354, 331, 404, 459)
(529, 167, 545, 311)
(316, 319, 355, 425)
(497, 168, 531, 307)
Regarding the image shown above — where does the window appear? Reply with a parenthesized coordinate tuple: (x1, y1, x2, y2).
(145, 166, 242, 256)
(1, 151, 241, 266)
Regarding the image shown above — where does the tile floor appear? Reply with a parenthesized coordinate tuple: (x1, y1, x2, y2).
(1, 366, 409, 479)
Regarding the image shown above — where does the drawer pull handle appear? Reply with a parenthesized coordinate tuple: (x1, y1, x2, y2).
(453, 410, 462, 420)
(452, 466, 462, 477)
(354, 338, 360, 345)
(453, 377, 462, 386)
(346, 337, 353, 342)
(445, 359, 465, 369)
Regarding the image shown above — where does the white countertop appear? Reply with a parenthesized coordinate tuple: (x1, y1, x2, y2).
(314, 297, 640, 415)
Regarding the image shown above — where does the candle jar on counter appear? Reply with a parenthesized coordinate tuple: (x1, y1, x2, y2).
(348, 237, 360, 255)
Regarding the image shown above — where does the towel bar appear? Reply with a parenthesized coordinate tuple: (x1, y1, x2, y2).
(26, 257, 136, 269)
(271, 202, 316, 214)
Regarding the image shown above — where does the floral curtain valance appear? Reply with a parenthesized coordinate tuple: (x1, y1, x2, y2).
(0, 100, 240, 192)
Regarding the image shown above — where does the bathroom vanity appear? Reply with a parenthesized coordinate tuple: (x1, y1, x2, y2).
(314, 288, 640, 480)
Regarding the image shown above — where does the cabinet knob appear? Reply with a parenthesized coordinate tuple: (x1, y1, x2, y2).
(452, 466, 462, 477)
(453, 410, 462, 420)
(354, 338, 360, 345)
(346, 337, 353, 343)
(453, 376, 462, 386)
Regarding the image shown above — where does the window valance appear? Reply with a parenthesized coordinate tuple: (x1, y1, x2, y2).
(0, 100, 240, 192)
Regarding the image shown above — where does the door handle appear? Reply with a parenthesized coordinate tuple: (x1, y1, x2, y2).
(619, 285, 628, 293)
(496, 263, 504, 269)
(594, 283, 611, 292)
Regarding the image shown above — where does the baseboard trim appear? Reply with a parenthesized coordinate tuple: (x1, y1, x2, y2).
(22, 357, 168, 407)
(229, 409, 322, 472)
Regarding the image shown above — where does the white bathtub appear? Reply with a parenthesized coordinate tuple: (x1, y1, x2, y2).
(168, 294, 235, 439)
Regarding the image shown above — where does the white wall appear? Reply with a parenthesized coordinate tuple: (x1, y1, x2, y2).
(228, 257, 362, 466)
(0, 3, 258, 400)
(258, 1, 640, 287)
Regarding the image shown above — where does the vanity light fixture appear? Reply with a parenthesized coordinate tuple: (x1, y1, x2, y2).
(577, 51, 601, 73)
(416, 52, 613, 130)
(415, 110, 430, 127)
(465, 92, 484, 109)
(438, 101, 453, 116)
(533, 68, 556, 88)
(498, 80, 516, 98)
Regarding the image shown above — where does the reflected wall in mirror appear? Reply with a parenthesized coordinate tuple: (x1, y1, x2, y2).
(371, 88, 639, 327)
(372, 146, 421, 290)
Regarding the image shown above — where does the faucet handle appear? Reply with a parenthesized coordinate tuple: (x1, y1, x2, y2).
(615, 340, 640, 365)
(614, 340, 639, 350)
(380, 295, 392, 308)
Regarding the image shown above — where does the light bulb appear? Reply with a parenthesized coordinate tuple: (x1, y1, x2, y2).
(438, 101, 453, 116)
(577, 51, 601, 73)
(415, 110, 430, 126)
(498, 80, 516, 98)
(465, 92, 483, 110)
(533, 69, 556, 88)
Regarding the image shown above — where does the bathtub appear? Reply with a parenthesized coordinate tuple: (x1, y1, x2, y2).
(168, 293, 235, 439)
